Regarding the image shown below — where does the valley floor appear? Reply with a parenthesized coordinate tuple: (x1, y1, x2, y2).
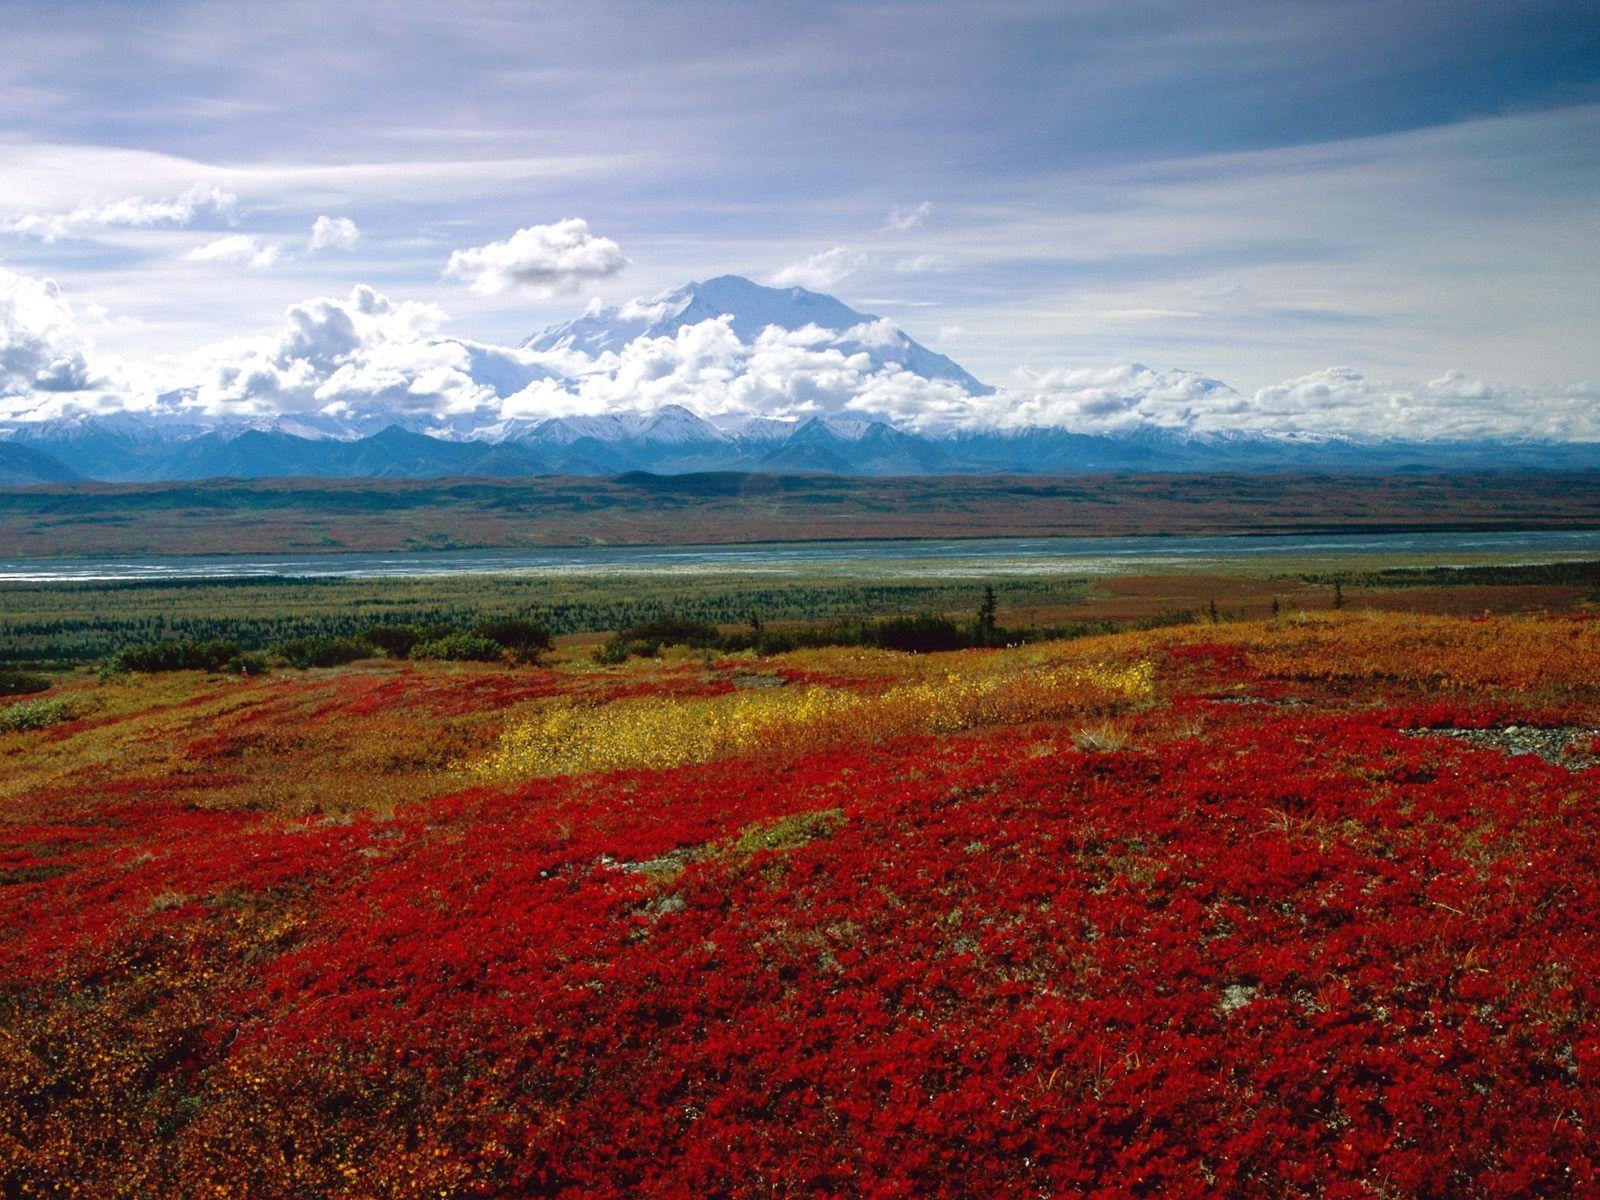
(3, 607, 1599, 1196)
(5, 470, 1600, 559)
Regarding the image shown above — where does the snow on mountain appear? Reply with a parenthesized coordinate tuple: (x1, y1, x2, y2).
(517, 404, 729, 446)
(710, 415, 796, 441)
(8, 273, 1597, 481)
(1, 410, 209, 444)
(522, 275, 993, 396)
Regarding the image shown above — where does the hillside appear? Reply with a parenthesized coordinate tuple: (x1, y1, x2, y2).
(0, 442, 79, 487)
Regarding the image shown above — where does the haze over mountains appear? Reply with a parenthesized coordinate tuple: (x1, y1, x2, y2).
(3, 274, 1599, 484)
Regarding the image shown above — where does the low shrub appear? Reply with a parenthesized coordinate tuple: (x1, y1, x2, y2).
(410, 633, 504, 663)
(360, 624, 425, 658)
(871, 614, 966, 653)
(0, 697, 77, 733)
(620, 614, 721, 649)
(274, 637, 374, 670)
(0, 667, 50, 697)
(592, 635, 637, 665)
(111, 640, 244, 673)
(473, 619, 553, 661)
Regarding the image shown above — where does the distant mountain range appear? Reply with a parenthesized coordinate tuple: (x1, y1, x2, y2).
(3, 275, 1598, 484)
(0, 441, 82, 487)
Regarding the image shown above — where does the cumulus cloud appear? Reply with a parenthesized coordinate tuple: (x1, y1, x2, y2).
(765, 246, 864, 290)
(884, 201, 933, 232)
(444, 218, 626, 295)
(174, 285, 495, 419)
(1239, 368, 1600, 442)
(2, 184, 237, 242)
(982, 363, 1600, 442)
(1, 276, 553, 429)
(997, 363, 1247, 434)
(4, 272, 1597, 446)
(0, 269, 97, 400)
(499, 315, 978, 433)
(188, 234, 281, 269)
(308, 215, 360, 251)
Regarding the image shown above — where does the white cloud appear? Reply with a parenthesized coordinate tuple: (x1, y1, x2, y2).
(1239, 368, 1600, 442)
(188, 234, 282, 269)
(893, 254, 950, 274)
(176, 285, 476, 417)
(997, 363, 1246, 434)
(0, 141, 646, 217)
(444, 218, 626, 296)
(2, 277, 551, 428)
(884, 201, 933, 232)
(984, 362, 1600, 442)
(2, 183, 237, 242)
(4, 272, 1598, 446)
(501, 315, 978, 433)
(765, 246, 864, 290)
(0, 269, 97, 399)
(308, 215, 360, 251)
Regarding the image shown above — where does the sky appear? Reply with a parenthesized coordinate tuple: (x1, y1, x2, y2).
(0, 0, 1597, 438)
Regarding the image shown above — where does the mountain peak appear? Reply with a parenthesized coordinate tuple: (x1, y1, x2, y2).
(521, 275, 992, 395)
(668, 275, 862, 339)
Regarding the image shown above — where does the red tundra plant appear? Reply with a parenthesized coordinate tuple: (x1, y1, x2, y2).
(3, 700, 1596, 1198)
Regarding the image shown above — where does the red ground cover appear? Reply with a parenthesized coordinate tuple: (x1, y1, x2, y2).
(2, 644, 1598, 1197)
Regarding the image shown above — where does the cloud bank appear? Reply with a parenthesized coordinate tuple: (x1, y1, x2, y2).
(1, 269, 1596, 446)
(2, 184, 237, 242)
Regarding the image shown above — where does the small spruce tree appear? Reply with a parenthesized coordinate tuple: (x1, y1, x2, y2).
(977, 585, 999, 644)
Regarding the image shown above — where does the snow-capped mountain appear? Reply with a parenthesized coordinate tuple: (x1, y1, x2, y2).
(523, 274, 993, 396)
(516, 405, 729, 447)
(4, 275, 1598, 483)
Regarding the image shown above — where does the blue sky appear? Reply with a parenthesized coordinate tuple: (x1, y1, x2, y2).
(0, 0, 1596, 425)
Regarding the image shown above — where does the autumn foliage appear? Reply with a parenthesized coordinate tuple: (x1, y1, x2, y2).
(2, 612, 1598, 1197)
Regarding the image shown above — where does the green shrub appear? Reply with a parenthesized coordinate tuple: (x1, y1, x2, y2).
(872, 615, 965, 653)
(473, 619, 553, 661)
(0, 697, 77, 733)
(274, 637, 374, 670)
(410, 633, 504, 662)
(619, 614, 720, 649)
(360, 624, 425, 657)
(0, 667, 50, 697)
(590, 614, 720, 664)
(593, 634, 635, 665)
(112, 640, 243, 673)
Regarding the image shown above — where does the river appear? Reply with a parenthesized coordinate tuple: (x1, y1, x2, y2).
(3, 528, 1598, 583)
